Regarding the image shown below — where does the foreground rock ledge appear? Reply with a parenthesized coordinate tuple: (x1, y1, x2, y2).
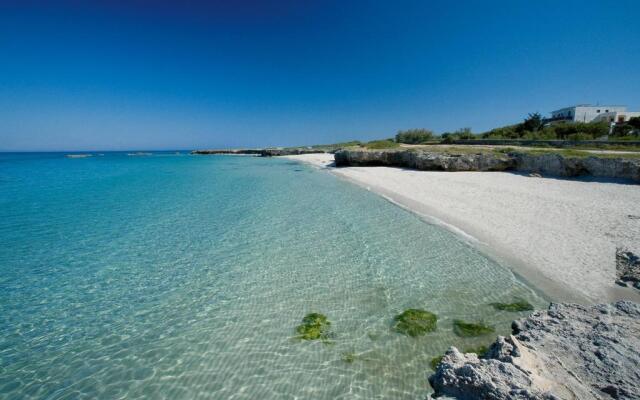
(429, 301, 640, 400)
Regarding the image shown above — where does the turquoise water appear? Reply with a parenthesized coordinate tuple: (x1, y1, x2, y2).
(0, 153, 546, 399)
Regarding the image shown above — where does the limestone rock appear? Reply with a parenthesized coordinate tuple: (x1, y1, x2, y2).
(334, 150, 514, 171)
(616, 248, 640, 285)
(333, 149, 640, 182)
(429, 301, 640, 399)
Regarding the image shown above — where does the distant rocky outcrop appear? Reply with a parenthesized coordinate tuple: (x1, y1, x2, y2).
(333, 149, 640, 182)
(191, 148, 326, 157)
(191, 149, 264, 155)
(429, 301, 640, 400)
(260, 148, 327, 157)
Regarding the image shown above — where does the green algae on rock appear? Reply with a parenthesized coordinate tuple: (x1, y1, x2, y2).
(392, 309, 438, 337)
(453, 320, 495, 337)
(490, 299, 534, 312)
(296, 313, 332, 341)
(430, 355, 444, 370)
(431, 344, 489, 371)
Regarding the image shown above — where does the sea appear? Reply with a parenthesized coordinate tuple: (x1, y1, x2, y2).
(0, 152, 546, 399)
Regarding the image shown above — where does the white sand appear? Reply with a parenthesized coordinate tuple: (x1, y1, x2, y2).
(284, 153, 640, 303)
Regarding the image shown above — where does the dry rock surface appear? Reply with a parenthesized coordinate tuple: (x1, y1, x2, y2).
(429, 301, 640, 399)
(616, 249, 640, 290)
(334, 149, 640, 182)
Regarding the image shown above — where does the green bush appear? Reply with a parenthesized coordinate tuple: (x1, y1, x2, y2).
(396, 128, 434, 144)
(440, 128, 476, 143)
(627, 117, 640, 130)
(480, 112, 610, 140)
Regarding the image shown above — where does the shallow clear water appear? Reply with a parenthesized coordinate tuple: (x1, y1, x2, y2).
(0, 152, 546, 399)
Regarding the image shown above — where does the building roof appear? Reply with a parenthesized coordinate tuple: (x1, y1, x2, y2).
(551, 104, 627, 112)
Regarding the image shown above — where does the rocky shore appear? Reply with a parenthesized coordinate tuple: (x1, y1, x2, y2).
(429, 301, 640, 399)
(334, 149, 640, 182)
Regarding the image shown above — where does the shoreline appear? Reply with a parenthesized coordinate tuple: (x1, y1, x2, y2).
(283, 153, 640, 304)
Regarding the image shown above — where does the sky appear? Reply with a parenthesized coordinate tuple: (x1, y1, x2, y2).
(1, 0, 639, 151)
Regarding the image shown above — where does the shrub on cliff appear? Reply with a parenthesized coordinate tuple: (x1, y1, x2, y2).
(440, 128, 476, 143)
(395, 129, 434, 144)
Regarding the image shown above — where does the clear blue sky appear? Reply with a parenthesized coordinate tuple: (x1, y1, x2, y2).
(1, 0, 639, 151)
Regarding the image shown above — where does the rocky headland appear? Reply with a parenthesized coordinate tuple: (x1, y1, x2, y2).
(334, 149, 640, 182)
(429, 301, 640, 399)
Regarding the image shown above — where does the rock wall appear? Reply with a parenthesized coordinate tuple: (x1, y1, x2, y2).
(512, 153, 640, 181)
(334, 149, 640, 182)
(429, 301, 640, 399)
(334, 150, 514, 171)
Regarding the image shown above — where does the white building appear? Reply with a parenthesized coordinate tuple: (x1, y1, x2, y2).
(550, 105, 640, 124)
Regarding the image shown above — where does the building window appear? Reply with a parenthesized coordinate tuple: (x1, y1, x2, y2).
(605, 110, 609, 112)
(597, 109, 600, 113)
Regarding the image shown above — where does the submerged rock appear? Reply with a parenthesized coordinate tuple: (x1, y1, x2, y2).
(393, 309, 438, 337)
(452, 320, 495, 337)
(490, 299, 534, 312)
(429, 301, 640, 399)
(295, 313, 332, 341)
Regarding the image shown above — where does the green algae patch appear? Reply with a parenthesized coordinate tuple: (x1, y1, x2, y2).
(296, 313, 332, 341)
(463, 344, 489, 357)
(490, 300, 534, 312)
(453, 320, 495, 337)
(393, 309, 438, 337)
(341, 352, 357, 364)
(430, 355, 444, 370)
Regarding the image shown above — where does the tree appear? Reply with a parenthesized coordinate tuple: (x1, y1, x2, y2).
(628, 117, 640, 130)
(522, 112, 544, 132)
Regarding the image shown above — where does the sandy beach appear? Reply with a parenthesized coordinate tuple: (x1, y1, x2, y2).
(285, 153, 640, 303)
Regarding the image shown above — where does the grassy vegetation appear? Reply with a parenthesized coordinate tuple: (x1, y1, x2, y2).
(303, 114, 640, 154)
(490, 300, 534, 312)
(296, 313, 333, 341)
(364, 139, 400, 149)
(453, 320, 495, 337)
(307, 141, 362, 151)
(392, 309, 438, 337)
